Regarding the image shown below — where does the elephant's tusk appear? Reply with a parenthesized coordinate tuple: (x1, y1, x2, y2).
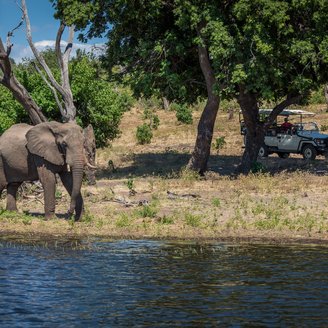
(86, 162, 97, 170)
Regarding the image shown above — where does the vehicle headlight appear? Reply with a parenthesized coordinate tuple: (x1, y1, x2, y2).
(315, 139, 325, 145)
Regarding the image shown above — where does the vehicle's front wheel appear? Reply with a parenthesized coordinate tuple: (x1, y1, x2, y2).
(302, 144, 317, 160)
(278, 152, 290, 159)
(258, 145, 269, 158)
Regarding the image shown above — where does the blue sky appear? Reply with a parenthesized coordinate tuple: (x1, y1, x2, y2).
(0, 0, 105, 62)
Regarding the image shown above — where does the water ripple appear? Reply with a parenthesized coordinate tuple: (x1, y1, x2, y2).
(0, 240, 328, 327)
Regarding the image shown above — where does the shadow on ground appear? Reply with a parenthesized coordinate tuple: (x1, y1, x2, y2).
(97, 151, 328, 179)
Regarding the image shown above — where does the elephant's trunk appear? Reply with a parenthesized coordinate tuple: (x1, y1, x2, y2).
(69, 157, 84, 219)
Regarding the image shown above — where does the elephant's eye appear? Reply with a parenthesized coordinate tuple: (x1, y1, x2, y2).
(61, 141, 68, 148)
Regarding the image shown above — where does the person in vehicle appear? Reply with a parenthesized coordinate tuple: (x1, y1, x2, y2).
(281, 117, 293, 132)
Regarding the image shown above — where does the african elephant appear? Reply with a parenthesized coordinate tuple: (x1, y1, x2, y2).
(0, 121, 95, 220)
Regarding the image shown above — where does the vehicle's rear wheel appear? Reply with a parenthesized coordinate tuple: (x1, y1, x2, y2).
(278, 152, 290, 159)
(258, 145, 269, 158)
(302, 144, 317, 160)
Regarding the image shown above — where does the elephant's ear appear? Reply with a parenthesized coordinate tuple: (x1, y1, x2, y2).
(26, 122, 64, 166)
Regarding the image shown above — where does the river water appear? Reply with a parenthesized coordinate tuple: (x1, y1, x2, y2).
(0, 239, 328, 327)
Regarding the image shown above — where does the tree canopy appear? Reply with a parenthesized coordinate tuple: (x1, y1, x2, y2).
(52, 0, 328, 171)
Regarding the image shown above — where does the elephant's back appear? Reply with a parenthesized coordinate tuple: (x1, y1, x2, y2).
(0, 124, 32, 147)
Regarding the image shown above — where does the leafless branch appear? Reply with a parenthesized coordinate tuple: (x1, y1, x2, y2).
(32, 62, 65, 117)
(21, 0, 76, 121)
(22, 0, 65, 95)
(0, 36, 47, 124)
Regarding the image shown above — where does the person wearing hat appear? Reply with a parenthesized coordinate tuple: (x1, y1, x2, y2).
(281, 116, 293, 132)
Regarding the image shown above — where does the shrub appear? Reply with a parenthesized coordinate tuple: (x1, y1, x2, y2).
(171, 103, 193, 124)
(308, 86, 325, 105)
(0, 85, 28, 134)
(321, 124, 328, 132)
(136, 204, 158, 218)
(185, 213, 202, 227)
(251, 161, 267, 174)
(143, 108, 160, 129)
(136, 124, 153, 144)
(213, 136, 226, 153)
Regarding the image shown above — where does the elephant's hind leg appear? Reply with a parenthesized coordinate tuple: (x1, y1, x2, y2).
(0, 157, 6, 199)
(6, 182, 22, 211)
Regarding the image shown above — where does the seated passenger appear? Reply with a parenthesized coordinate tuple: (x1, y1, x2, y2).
(281, 117, 293, 132)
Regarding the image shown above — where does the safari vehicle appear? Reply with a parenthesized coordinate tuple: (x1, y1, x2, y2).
(240, 109, 328, 160)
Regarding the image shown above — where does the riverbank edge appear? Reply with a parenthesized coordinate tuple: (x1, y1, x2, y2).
(1, 228, 328, 247)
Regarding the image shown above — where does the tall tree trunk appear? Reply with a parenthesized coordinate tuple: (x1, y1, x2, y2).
(187, 34, 220, 174)
(187, 96, 220, 173)
(237, 87, 263, 174)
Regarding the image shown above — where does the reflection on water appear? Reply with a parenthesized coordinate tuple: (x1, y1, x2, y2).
(1, 240, 328, 327)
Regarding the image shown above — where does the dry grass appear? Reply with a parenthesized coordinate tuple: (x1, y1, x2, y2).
(2, 104, 328, 244)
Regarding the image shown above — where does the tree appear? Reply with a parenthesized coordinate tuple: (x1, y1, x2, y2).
(228, 0, 328, 172)
(0, 35, 47, 124)
(53, 0, 328, 173)
(52, 0, 220, 174)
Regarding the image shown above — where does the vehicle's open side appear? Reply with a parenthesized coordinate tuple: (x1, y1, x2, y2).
(240, 109, 328, 160)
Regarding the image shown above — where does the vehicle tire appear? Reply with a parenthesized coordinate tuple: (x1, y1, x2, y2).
(278, 152, 290, 159)
(302, 144, 317, 160)
(258, 145, 269, 158)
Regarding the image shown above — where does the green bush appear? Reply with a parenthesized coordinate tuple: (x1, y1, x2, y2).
(143, 108, 160, 129)
(171, 103, 193, 124)
(308, 87, 326, 105)
(0, 85, 28, 134)
(251, 161, 267, 174)
(83, 81, 133, 147)
(321, 124, 328, 131)
(213, 136, 226, 153)
(136, 124, 153, 144)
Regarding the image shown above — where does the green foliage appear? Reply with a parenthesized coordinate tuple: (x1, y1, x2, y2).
(321, 124, 328, 132)
(4, 51, 132, 147)
(171, 103, 193, 125)
(53, 0, 328, 173)
(212, 136, 226, 153)
(135, 204, 158, 218)
(0, 86, 28, 134)
(116, 213, 132, 228)
(158, 215, 174, 225)
(143, 108, 160, 129)
(251, 162, 267, 174)
(185, 213, 202, 227)
(80, 208, 94, 224)
(70, 55, 133, 147)
(211, 197, 221, 208)
(136, 123, 153, 144)
(125, 178, 136, 195)
(309, 86, 326, 105)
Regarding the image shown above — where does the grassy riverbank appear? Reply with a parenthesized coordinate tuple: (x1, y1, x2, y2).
(2, 104, 328, 244)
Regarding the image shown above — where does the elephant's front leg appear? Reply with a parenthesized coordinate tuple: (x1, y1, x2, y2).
(6, 182, 22, 211)
(36, 164, 56, 220)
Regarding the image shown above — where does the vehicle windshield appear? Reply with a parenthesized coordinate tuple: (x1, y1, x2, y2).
(295, 122, 319, 132)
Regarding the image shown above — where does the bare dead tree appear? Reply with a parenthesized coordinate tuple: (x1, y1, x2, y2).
(21, 0, 76, 122)
(0, 31, 47, 125)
